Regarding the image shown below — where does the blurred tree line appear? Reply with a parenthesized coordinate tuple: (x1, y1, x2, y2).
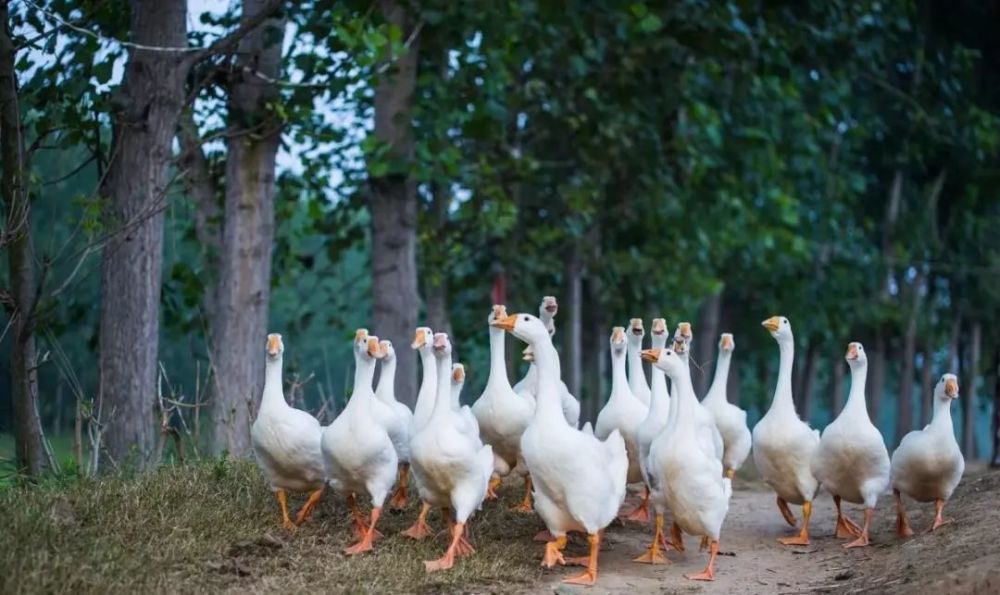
(1, 0, 999, 479)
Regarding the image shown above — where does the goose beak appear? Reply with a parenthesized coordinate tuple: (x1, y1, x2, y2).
(944, 377, 959, 399)
(452, 366, 465, 382)
(720, 333, 734, 351)
(367, 337, 382, 358)
(611, 327, 626, 343)
(651, 318, 667, 335)
(672, 339, 686, 354)
(432, 333, 449, 352)
(491, 304, 507, 320)
(640, 348, 661, 363)
(677, 322, 692, 340)
(411, 329, 426, 349)
(629, 318, 644, 335)
(542, 296, 557, 313)
(491, 313, 518, 332)
(355, 328, 369, 343)
(761, 317, 780, 333)
(846, 343, 860, 361)
(266, 334, 282, 357)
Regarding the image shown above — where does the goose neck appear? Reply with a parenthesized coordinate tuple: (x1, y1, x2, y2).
(842, 361, 869, 416)
(929, 397, 954, 431)
(771, 338, 795, 411)
(530, 340, 567, 422)
(353, 354, 376, 402)
(611, 348, 629, 399)
(487, 328, 510, 387)
(376, 357, 396, 402)
(432, 355, 453, 418)
(262, 357, 285, 409)
(705, 350, 731, 404)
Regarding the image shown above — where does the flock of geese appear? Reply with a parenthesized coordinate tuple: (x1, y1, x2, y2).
(250, 297, 965, 586)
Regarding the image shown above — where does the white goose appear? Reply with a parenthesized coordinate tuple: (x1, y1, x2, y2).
(631, 317, 671, 523)
(472, 305, 534, 507)
(811, 342, 890, 548)
(642, 345, 731, 580)
(514, 296, 580, 427)
(320, 330, 398, 554)
(375, 340, 414, 511)
(251, 334, 326, 528)
(408, 333, 493, 572)
(701, 333, 752, 479)
(595, 327, 648, 487)
(627, 318, 652, 406)
(493, 312, 627, 586)
(674, 323, 724, 461)
(411, 326, 437, 432)
(891, 373, 964, 536)
(752, 316, 821, 545)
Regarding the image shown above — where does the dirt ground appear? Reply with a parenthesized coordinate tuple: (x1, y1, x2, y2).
(526, 465, 1000, 595)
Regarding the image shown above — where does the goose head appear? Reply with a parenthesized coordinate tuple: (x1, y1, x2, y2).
(610, 326, 627, 355)
(539, 296, 558, 336)
(411, 326, 434, 353)
(628, 318, 645, 347)
(845, 341, 867, 368)
(452, 363, 466, 384)
(379, 339, 396, 363)
(355, 329, 385, 361)
(671, 336, 688, 357)
(641, 346, 684, 377)
(719, 333, 735, 353)
(266, 333, 284, 361)
(488, 304, 508, 325)
(432, 332, 452, 360)
(674, 322, 692, 346)
(490, 311, 550, 347)
(651, 318, 668, 349)
(762, 316, 793, 342)
(936, 373, 960, 401)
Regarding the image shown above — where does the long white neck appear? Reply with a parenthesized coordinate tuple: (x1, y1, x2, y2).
(769, 337, 795, 413)
(261, 356, 285, 411)
(611, 347, 629, 402)
(703, 349, 732, 404)
(487, 327, 510, 388)
(375, 356, 396, 403)
(842, 361, 869, 417)
(531, 338, 567, 424)
(351, 352, 376, 405)
(929, 395, 954, 433)
(666, 363, 697, 432)
(413, 348, 437, 419)
(627, 339, 649, 394)
(432, 354, 453, 419)
(648, 336, 670, 420)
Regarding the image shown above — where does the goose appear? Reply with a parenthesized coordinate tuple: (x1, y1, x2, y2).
(451, 362, 481, 439)
(631, 317, 671, 523)
(595, 327, 648, 488)
(627, 318, 652, 406)
(752, 316, 821, 546)
(891, 373, 964, 536)
(411, 326, 437, 432)
(375, 340, 413, 511)
(408, 333, 494, 572)
(701, 334, 752, 479)
(493, 311, 628, 586)
(811, 342, 890, 547)
(471, 305, 534, 508)
(514, 296, 581, 427)
(320, 330, 398, 554)
(641, 345, 731, 580)
(251, 334, 326, 528)
(673, 324, 724, 461)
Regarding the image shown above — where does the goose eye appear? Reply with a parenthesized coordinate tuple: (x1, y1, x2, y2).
(523, 316, 529, 321)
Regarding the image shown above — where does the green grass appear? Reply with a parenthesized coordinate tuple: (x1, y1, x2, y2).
(0, 458, 550, 594)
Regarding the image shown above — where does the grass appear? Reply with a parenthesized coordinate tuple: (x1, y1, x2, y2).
(0, 458, 553, 594)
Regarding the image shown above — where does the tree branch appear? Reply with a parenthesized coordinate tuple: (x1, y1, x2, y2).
(181, 0, 283, 69)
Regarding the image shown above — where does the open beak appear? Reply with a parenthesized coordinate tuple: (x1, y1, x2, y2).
(761, 317, 780, 333)
(641, 348, 661, 363)
(367, 337, 382, 358)
(651, 319, 667, 335)
(543, 296, 557, 313)
(630, 318, 644, 335)
(720, 334, 734, 351)
(491, 313, 518, 332)
(432, 333, 448, 351)
(945, 378, 959, 399)
(411, 329, 426, 349)
(846, 343, 859, 361)
(677, 322, 692, 340)
(266, 335, 281, 357)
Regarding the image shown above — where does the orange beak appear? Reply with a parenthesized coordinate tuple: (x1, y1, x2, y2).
(491, 313, 518, 332)
(411, 329, 426, 349)
(629, 318, 644, 335)
(611, 327, 626, 343)
(651, 318, 667, 335)
(452, 366, 465, 382)
(266, 334, 282, 356)
(355, 329, 368, 343)
(944, 377, 959, 398)
(846, 343, 860, 361)
(492, 304, 507, 320)
(720, 333, 734, 351)
(761, 317, 780, 333)
(677, 322, 692, 339)
(367, 337, 382, 358)
(432, 333, 448, 351)
(641, 348, 661, 363)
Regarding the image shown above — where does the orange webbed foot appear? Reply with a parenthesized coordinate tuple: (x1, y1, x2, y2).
(486, 475, 502, 501)
(843, 534, 869, 548)
(686, 568, 715, 581)
(633, 544, 670, 565)
(562, 569, 597, 585)
(541, 537, 567, 568)
(424, 551, 455, 572)
(836, 514, 863, 538)
(778, 534, 810, 546)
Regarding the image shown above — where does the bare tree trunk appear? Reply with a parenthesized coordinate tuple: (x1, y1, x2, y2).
(694, 290, 721, 397)
(795, 340, 818, 423)
(831, 357, 845, 416)
(424, 183, 452, 342)
(566, 252, 582, 398)
(919, 342, 934, 427)
(0, 6, 46, 477)
(963, 322, 981, 458)
(209, 0, 285, 456)
(991, 346, 1000, 467)
(895, 271, 925, 445)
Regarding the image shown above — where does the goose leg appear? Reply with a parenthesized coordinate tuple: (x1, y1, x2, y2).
(541, 535, 567, 567)
(534, 529, 554, 542)
(776, 496, 797, 527)
(834, 495, 863, 538)
(634, 513, 670, 564)
(486, 474, 502, 500)
(666, 521, 686, 552)
(686, 538, 719, 581)
(928, 498, 951, 533)
(344, 507, 382, 555)
(425, 521, 466, 572)
(276, 489, 295, 529)
(725, 468, 735, 480)
(844, 507, 873, 548)
(402, 501, 434, 539)
(512, 474, 534, 513)
(622, 485, 651, 523)
(294, 487, 324, 526)
(389, 463, 410, 511)
(563, 533, 600, 585)
(778, 501, 811, 546)
(894, 490, 914, 537)
(443, 508, 476, 556)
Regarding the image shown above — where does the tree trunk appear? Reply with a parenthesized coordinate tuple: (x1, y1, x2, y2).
(177, 111, 220, 322)
(565, 252, 582, 398)
(963, 322, 981, 458)
(919, 342, 934, 427)
(424, 183, 452, 343)
(369, 0, 420, 407)
(895, 271, 924, 446)
(831, 357, 845, 416)
(868, 333, 886, 431)
(795, 340, 818, 423)
(209, 0, 286, 456)
(0, 5, 46, 477)
(990, 346, 1000, 467)
(97, 0, 188, 468)
(694, 289, 721, 397)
